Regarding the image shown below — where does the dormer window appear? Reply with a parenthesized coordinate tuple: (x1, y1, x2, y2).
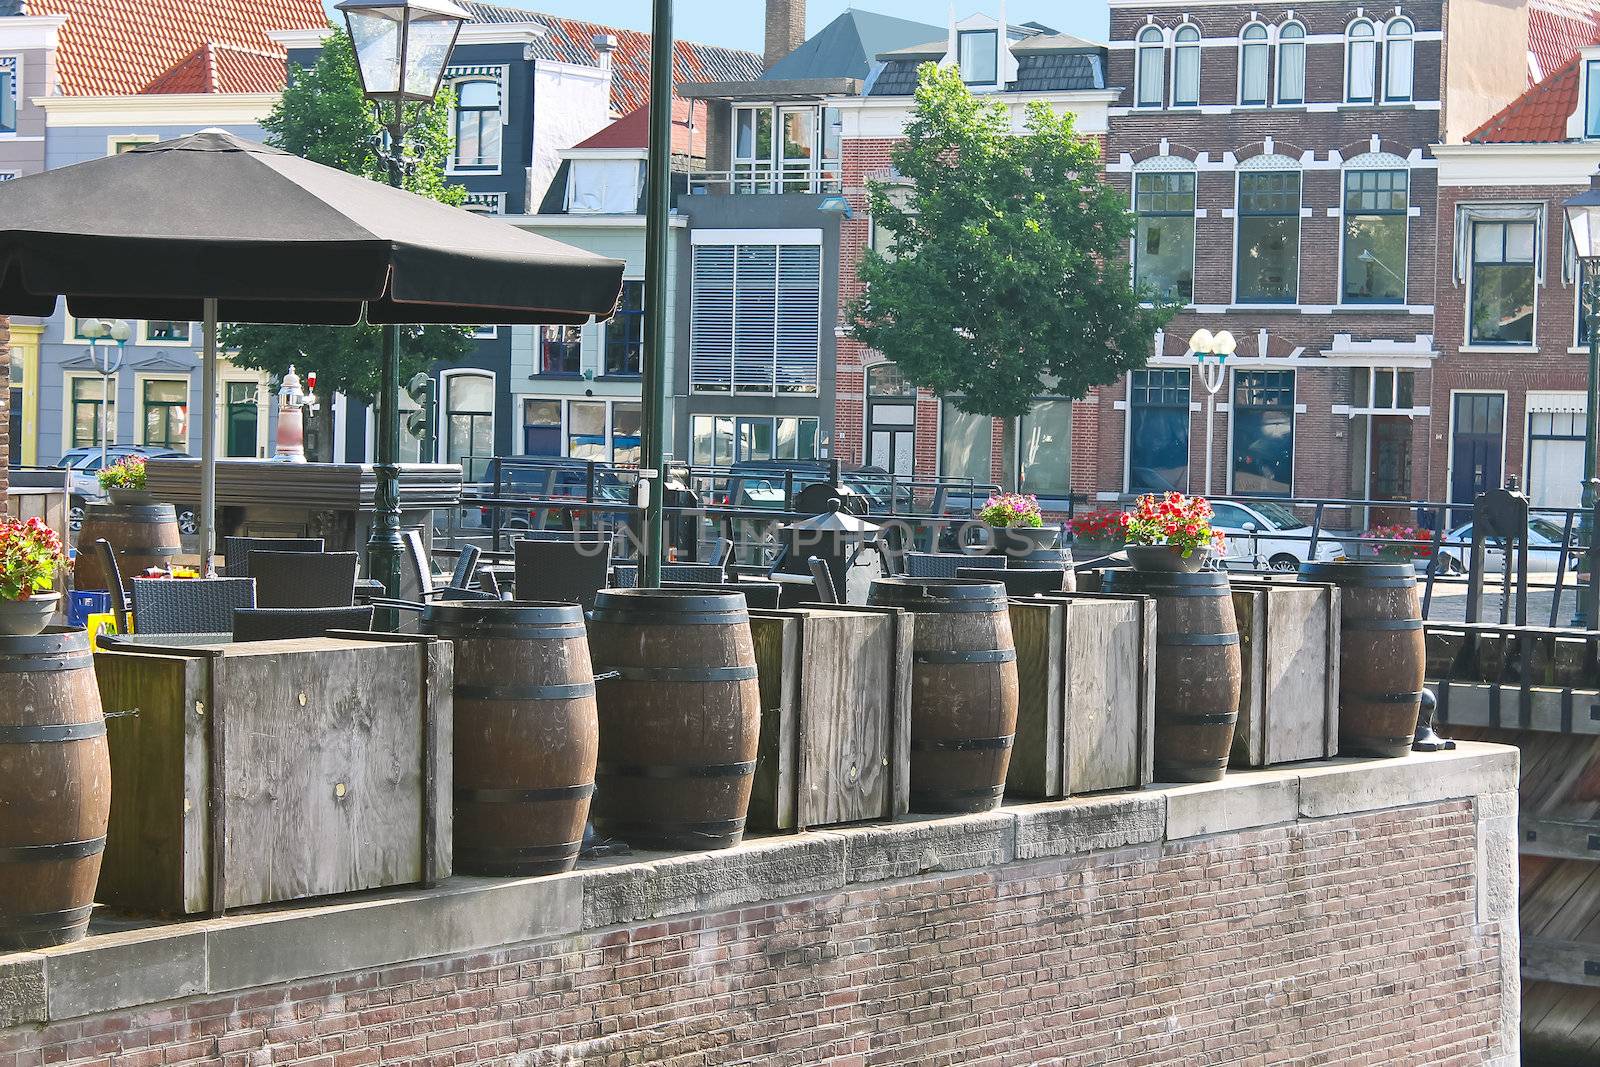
(450, 78, 502, 172)
(567, 157, 645, 214)
(1136, 27, 1165, 107)
(958, 29, 999, 86)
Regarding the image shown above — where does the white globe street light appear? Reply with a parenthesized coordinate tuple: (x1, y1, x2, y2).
(1189, 327, 1239, 497)
(82, 318, 130, 469)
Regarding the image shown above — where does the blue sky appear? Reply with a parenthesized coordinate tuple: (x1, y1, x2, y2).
(322, 2, 1112, 52)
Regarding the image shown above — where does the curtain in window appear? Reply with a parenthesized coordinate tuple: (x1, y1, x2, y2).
(1240, 25, 1269, 104)
(1384, 20, 1414, 101)
(1173, 26, 1200, 106)
(1347, 22, 1376, 101)
(1277, 24, 1306, 104)
(940, 403, 993, 483)
(1136, 29, 1164, 106)
(1452, 203, 1544, 285)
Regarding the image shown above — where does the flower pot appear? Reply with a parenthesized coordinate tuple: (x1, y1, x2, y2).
(107, 489, 155, 506)
(1126, 545, 1210, 574)
(0, 593, 61, 638)
(984, 525, 1061, 560)
(1071, 537, 1124, 560)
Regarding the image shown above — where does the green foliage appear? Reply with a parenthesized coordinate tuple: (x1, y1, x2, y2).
(0, 517, 65, 601)
(223, 28, 473, 405)
(847, 64, 1174, 418)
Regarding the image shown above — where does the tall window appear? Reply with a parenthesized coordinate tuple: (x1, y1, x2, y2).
(1236, 171, 1301, 303)
(567, 401, 606, 462)
(225, 381, 259, 458)
(1469, 220, 1536, 346)
(1016, 399, 1071, 497)
(940, 402, 993, 483)
(733, 106, 775, 190)
(144, 321, 190, 343)
(141, 379, 188, 450)
(0, 60, 15, 135)
(1133, 171, 1196, 304)
(70, 376, 115, 449)
(1172, 25, 1201, 107)
(539, 324, 582, 375)
(1239, 23, 1270, 106)
(451, 80, 501, 171)
(731, 104, 838, 194)
(1346, 20, 1377, 103)
(604, 281, 645, 376)
(1342, 169, 1409, 304)
(958, 29, 999, 85)
(444, 373, 495, 482)
(1231, 371, 1294, 496)
(1136, 27, 1165, 108)
(523, 399, 561, 456)
(1384, 19, 1414, 102)
(1128, 368, 1191, 494)
(1276, 22, 1306, 105)
(690, 241, 822, 395)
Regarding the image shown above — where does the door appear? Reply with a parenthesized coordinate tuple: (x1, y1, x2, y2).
(867, 363, 917, 479)
(1451, 393, 1505, 518)
(225, 382, 258, 458)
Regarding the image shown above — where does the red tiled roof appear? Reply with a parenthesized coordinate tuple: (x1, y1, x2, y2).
(1468, 57, 1582, 143)
(20, 0, 326, 96)
(144, 42, 291, 95)
(1530, 2, 1600, 82)
(459, 2, 764, 116)
(570, 98, 706, 156)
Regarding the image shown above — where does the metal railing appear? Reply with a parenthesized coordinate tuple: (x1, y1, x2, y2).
(685, 163, 843, 197)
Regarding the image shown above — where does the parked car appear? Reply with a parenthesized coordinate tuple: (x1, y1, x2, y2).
(480, 460, 633, 533)
(56, 445, 189, 532)
(1433, 517, 1580, 574)
(1207, 499, 1342, 572)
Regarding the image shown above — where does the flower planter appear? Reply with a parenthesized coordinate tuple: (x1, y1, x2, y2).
(0, 593, 61, 637)
(1126, 545, 1210, 574)
(107, 489, 156, 506)
(984, 524, 1061, 560)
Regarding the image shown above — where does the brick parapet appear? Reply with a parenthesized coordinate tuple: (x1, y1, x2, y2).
(0, 744, 1520, 1065)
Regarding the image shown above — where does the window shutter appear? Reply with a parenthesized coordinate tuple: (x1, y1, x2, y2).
(735, 245, 778, 393)
(691, 245, 736, 391)
(776, 246, 821, 394)
(691, 242, 821, 395)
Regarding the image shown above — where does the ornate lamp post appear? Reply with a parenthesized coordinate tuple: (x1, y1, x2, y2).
(335, 0, 469, 621)
(1188, 327, 1237, 497)
(81, 318, 131, 470)
(1564, 171, 1600, 628)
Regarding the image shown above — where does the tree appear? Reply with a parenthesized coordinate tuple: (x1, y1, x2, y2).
(222, 29, 473, 455)
(847, 64, 1173, 418)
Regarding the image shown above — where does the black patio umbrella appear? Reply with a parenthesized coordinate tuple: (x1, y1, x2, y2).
(0, 129, 626, 573)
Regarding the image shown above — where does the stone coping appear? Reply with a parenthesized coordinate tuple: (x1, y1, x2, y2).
(0, 743, 1517, 1030)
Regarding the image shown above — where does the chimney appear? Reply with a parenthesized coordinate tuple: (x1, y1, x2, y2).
(592, 34, 619, 72)
(764, 0, 806, 68)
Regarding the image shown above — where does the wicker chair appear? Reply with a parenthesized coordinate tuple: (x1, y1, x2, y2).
(233, 606, 375, 642)
(611, 563, 728, 589)
(223, 537, 324, 579)
(250, 551, 359, 608)
(905, 552, 1007, 579)
(400, 531, 496, 602)
(513, 537, 613, 611)
(129, 577, 256, 635)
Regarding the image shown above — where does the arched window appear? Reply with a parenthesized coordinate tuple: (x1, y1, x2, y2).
(1384, 18, 1414, 102)
(1173, 24, 1201, 107)
(451, 79, 501, 171)
(1239, 23, 1270, 105)
(443, 372, 496, 481)
(1346, 20, 1376, 103)
(1136, 26, 1166, 107)
(1276, 22, 1306, 105)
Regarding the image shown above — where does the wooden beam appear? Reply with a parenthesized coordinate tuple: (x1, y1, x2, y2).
(1523, 937, 1600, 989)
(1523, 817, 1600, 862)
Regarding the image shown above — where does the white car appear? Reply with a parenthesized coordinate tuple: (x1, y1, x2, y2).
(1207, 499, 1342, 572)
(1433, 518, 1580, 574)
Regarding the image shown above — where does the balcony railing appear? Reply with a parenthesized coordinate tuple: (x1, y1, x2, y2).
(687, 161, 843, 197)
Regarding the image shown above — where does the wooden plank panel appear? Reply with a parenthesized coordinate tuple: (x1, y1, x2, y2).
(747, 614, 800, 832)
(799, 614, 893, 827)
(1006, 600, 1063, 798)
(1523, 817, 1600, 862)
(1435, 682, 1600, 735)
(1523, 937, 1600, 989)
(1230, 589, 1266, 767)
(1063, 599, 1145, 794)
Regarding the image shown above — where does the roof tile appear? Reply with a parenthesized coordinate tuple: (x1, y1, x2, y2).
(1468, 57, 1582, 143)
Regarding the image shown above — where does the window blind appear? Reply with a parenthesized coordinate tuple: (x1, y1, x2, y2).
(691, 243, 821, 395)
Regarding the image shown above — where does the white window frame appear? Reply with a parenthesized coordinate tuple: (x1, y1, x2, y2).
(1338, 159, 1411, 307)
(1275, 21, 1306, 106)
(957, 28, 1000, 87)
(138, 319, 193, 345)
(1123, 366, 1194, 495)
(444, 66, 508, 176)
(1130, 158, 1199, 308)
(440, 368, 497, 476)
(1225, 368, 1297, 497)
(1465, 218, 1538, 349)
(0, 55, 20, 138)
(63, 370, 116, 453)
(1345, 19, 1377, 104)
(1237, 22, 1271, 107)
(1135, 26, 1166, 109)
(106, 134, 156, 157)
(1383, 18, 1415, 104)
(688, 231, 823, 397)
(1232, 164, 1303, 306)
(1171, 24, 1201, 108)
(134, 372, 191, 451)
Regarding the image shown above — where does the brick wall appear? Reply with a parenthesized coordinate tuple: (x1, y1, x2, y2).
(0, 798, 1513, 1066)
(0, 315, 9, 500)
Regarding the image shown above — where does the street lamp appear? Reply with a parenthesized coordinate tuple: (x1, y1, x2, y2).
(1188, 327, 1237, 497)
(336, 0, 469, 624)
(82, 318, 131, 470)
(1564, 169, 1600, 628)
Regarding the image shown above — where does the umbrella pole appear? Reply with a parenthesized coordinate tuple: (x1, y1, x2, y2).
(639, 0, 673, 587)
(201, 298, 218, 577)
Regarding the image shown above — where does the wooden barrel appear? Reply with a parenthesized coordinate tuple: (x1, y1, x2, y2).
(1299, 561, 1424, 757)
(74, 502, 181, 590)
(422, 601, 598, 876)
(586, 590, 760, 851)
(866, 578, 1019, 813)
(1102, 571, 1241, 783)
(0, 628, 109, 950)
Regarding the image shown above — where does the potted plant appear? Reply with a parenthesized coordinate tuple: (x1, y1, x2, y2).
(0, 517, 66, 636)
(1122, 492, 1226, 573)
(977, 492, 1060, 560)
(98, 455, 153, 505)
(1067, 508, 1128, 559)
(1364, 523, 1433, 564)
